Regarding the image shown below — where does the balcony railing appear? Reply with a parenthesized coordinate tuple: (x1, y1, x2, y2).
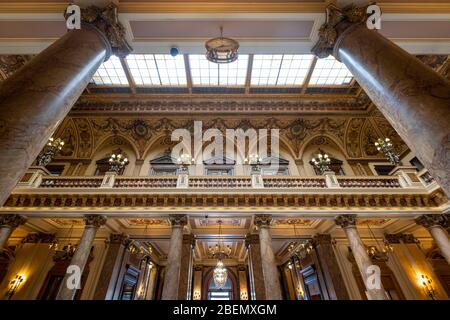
(27, 174, 412, 190)
(336, 176, 401, 188)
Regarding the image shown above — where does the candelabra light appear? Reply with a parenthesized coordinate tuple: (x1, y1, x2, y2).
(374, 138, 400, 166)
(240, 291, 248, 300)
(311, 150, 331, 175)
(5, 274, 25, 300)
(108, 151, 128, 173)
(244, 153, 263, 173)
(36, 137, 65, 167)
(205, 27, 239, 64)
(366, 224, 393, 262)
(212, 221, 229, 289)
(193, 290, 201, 300)
(177, 153, 194, 174)
(419, 274, 436, 300)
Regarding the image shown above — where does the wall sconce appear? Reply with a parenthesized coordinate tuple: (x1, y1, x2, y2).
(296, 287, 304, 300)
(418, 274, 436, 300)
(240, 291, 248, 300)
(5, 274, 26, 300)
(193, 290, 201, 300)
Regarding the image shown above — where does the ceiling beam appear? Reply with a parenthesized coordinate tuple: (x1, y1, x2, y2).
(301, 56, 318, 94)
(184, 53, 193, 94)
(119, 57, 137, 95)
(245, 54, 254, 94)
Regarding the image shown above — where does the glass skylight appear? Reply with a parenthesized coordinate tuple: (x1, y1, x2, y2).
(189, 54, 249, 86)
(251, 54, 314, 86)
(91, 56, 128, 85)
(309, 56, 353, 86)
(126, 54, 187, 86)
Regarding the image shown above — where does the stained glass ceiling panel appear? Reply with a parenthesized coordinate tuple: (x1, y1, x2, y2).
(309, 56, 353, 86)
(189, 54, 249, 86)
(91, 56, 128, 86)
(126, 54, 187, 86)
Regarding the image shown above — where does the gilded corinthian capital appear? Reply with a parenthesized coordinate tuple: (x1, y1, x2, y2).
(84, 215, 107, 228)
(65, 3, 132, 58)
(335, 214, 357, 228)
(169, 215, 188, 227)
(254, 214, 272, 227)
(415, 214, 447, 229)
(0, 214, 27, 228)
(311, 3, 373, 59)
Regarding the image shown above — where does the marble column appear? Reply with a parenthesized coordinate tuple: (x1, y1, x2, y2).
(245, 234, 266, 300)
(0, 3, 131, 206)
(335, 215, 387, 300)
(178, 233, 195, 299)
(55, 215, 106, 300)
(93, 233, 129, 300)
(312, 4, 450, 196)
(254, 215, 283, 300)
(415, 214, 450, 265)
(0, 214, 27, 251)
(313, 234, 350, 300)
(161, 215, 187, 300)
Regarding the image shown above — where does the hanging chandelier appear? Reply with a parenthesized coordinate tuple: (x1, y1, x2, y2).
(311, 149, 331, 175)
(177, 153, 194, 174)
(366, 223, 393, 262)
(108, 150, 128, 173)
(36, 137, 65, 167)
(212, 220, 229, 289)
(374, 138, 400, 166)
(205, 27, 239, 64)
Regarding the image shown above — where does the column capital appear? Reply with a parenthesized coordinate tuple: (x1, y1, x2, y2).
(108, 232, 129, 245)
(21, 232, 56, 244)
(245, 233, 259, 248)
(313, 233, 333, 246)
(311, 3, 370, 59)
(335, 214, 357, 228)
(84, 215, 107, 228)
(384, 233, 419, 244)
(254, 214, 272, 227)
(72, 3, 132, 58)
(0, 214, 27, 228)
(415, 214, 448, 229)
(169, 214, 188, 227)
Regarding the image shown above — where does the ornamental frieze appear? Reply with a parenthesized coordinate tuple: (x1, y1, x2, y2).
(3, 189, 446, 210)
(51, 113, 406, 160)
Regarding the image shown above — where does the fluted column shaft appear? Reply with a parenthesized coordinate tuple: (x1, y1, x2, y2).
(162, 215, 187, 300)
(335, 215, 387, 300)
(313, 4, 450, 196)
(0, 214, 27, 250)
(56, 215, 106, 300)
(255, 215, 283, 300)
(416, 215, 450, 265)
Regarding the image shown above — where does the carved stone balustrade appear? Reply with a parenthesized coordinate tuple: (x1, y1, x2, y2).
(114, 177, 178, 188)
(263, 177, 326, 188)
(188, 176, 252, 188)
(40, 176, 103, 188)
(336, 177, 401, 188)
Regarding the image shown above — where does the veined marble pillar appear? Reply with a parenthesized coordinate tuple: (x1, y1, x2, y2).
(178, 234, 195, 299)
(415, 214, 450, 265)
(161, 215, 187, 300)
(312, 4, 450, 196)
(56, 215, 106, 300)
(245, 234, 266, 300)
(254, 215, 283, 300)
(93, 233, 129, 300)
(335, 215, 387, 300)
(0, 214, 27, 250)
(0, 3, 131, 206)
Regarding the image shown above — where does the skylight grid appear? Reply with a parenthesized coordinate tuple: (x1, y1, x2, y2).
(189, 54, 249, 86)
(309, 56, 353, 86)
(251, 54, 314, 86)
(125, 54, 187, 86)
(92, 56, 128, 85)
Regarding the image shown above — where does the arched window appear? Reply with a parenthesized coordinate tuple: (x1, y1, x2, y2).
(207, 277, 233, 300)
(204, 156, 235, 176)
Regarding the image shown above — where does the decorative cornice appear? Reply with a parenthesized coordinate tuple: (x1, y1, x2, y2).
(312, 3, 370, 59)
(335, 214, 357, 228)
(71, 3, 132, 58)
(415, 214, 448, 229)
(169, 214, 188, 227)
(73, 95, 371, 115)
(21, 232, 55, 244)
(0, 214, 26, 228)
(84, 215, 107, 228)
(254, 214, 272, 227)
